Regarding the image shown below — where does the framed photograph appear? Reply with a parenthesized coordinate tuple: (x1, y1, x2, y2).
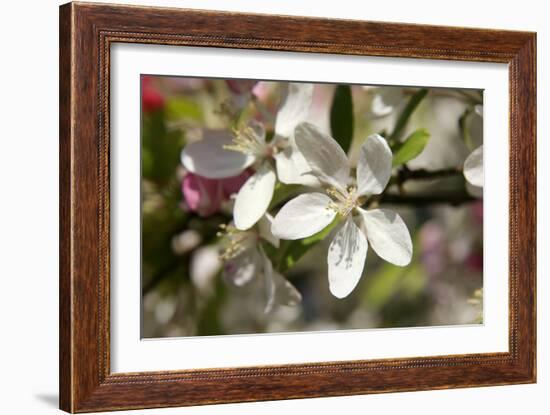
(59, 2, 536, 412)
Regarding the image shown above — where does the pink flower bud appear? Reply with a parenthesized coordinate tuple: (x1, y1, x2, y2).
(182, 171, 251, 217)
(141, 76, 165, 113)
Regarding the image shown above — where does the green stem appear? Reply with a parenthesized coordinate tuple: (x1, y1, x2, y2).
(388, 88, 428, 143)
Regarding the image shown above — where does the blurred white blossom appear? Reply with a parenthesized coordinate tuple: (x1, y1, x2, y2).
(219, 214, 301, 312)
(464, 145, 484, 187)
(181, 83, 317, 230)
(190, 246, 222, 297)
(171, 229, 202, 255)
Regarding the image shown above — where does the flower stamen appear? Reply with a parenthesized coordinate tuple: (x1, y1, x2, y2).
(326, 186, 359, 217)
(217, 223, 254, 260)
(223, 126, 267, 157)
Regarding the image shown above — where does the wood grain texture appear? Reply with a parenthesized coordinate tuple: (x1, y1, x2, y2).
(59, 3, 73, 411)
(59, 2, 536, 412)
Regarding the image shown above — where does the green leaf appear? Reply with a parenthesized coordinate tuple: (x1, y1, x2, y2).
(362, 263, 403, 309)
(361, 233, 426, 311)
(141, 148, 154, 179)
(269, 183, 303, 209)
(164, 97, 202, 121)
(277, 218, 339, 272)
(458, 107, 474, 150)
(141, 110, 184, 184)
(389, 88, 428, 143)
(361, 262, 427, 319)
(392, 129, 430, 167)
(330, 85, 354, 153)
(196, 276, 226, 336)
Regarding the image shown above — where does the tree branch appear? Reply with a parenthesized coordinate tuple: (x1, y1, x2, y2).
(391, 167, 464, 185)
(378, 191, 476, 206)
(379, 167, 478, 206)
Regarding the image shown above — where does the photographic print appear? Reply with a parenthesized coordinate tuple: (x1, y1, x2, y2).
(60, 4, 536, 410)
(141, 76, 484, 338)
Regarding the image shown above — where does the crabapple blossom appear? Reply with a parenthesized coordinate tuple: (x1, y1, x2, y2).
(181, 170, 250, 217)
(181, 83, 317, 230)
(271, 122, 412, 298)
(463, 105, 484, 190)
(463, 145, 483, 188)
(218, 215, 301, 312)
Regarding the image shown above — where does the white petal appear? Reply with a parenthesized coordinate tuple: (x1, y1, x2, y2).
(271, 193, 336, 240)
(371, 94, 393, 117)
(370, 87, 404, 118)
(474, 104, 483, 117)
(357, 134, 393, 196)
(274, 83, 314, 138)
(466, 181, 483, 198)
(190, 246, 222, 296)
(464, 145, 484, 187)
(259, 248, 301, 313)
(327, 217, 368, 298)
(181, 130, 255, 179)
(234, 163, 276, 230)
(295, 122, 350, 190)
(274, 146, 320, 186)
(223, 248, 260, 287)
(268, 273, 302, 313)
(358, 208, 412, 266)
(257, 213, 280, 248)
(262, 250, 277, 313)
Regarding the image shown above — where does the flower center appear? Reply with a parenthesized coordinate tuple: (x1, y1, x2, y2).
(217, 223, 255, 260)
(223, 125, 270, 158)
(326, 186, 359, 217)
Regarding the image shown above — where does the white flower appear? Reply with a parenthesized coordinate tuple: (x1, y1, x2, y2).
(363, 86, 404, 118)
(181, 83, 316, 230)
(219, 214, 301, 313)
(464, 105, 484, 190)
(464, 145, 483, 188)
(271, 122, 413, 298)
(190, 246, 222, 298)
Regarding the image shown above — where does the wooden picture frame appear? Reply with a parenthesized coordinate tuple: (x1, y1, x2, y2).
(59, 2, 536, 412)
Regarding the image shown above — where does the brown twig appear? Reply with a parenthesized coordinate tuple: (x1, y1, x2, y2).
(378, 191, 476, 206)
(379, 166, 477, 206)
(392, 166, 464, 185)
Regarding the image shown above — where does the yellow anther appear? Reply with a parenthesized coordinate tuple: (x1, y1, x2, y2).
(217, 223, 254, 261)
(223, 125, 266, 156)
(326, 186, 359, 217)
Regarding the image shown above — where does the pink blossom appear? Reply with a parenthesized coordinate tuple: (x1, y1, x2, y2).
(471, 201, 484, 224)
(182, 171, 251, 217)
(251, 82, 272, 101)
(466, 252, 483, 272)
(225, 79, 258, 95)
(419, 222, 446, 276)
(225, 80, 259, 112)
(141, 76, 165, 113)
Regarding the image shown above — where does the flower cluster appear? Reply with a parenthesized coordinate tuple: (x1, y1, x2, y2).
(271, 123, 412, 298)
(179, 81, 421, 309)
(140, 75, 487, 338)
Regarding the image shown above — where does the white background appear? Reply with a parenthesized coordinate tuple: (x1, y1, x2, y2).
(0, 0, 546, 414)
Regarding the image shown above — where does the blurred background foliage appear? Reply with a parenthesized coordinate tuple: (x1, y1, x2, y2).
(140, 75, 483, 338)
